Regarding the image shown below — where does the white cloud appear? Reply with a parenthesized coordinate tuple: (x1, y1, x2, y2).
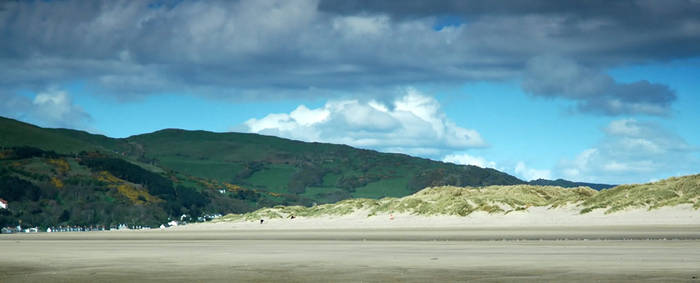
(514, 161, 552, 181)
(244, 88, 486, 156)
(30, 88, 92, 128)
(442, 153, 498, 169)
(443, 154, 554, 182)
(557, 119, 697, 184)
(605, 119, 643, 136)
(1, 89, 91, 129)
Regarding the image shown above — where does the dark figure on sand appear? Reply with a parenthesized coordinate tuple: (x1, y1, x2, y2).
(260, 219, 264, 224)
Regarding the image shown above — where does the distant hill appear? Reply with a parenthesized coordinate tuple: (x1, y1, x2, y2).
(221, 174, 700, 221)
(0, 116, 524, 202)
(0, 116, 618, 228)
(528, 179, 615, 190)
(0, 116, 520, 228)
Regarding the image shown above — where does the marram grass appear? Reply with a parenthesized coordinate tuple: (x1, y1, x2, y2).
(580, 174, 700, 213)
(218, 174, 700, 222)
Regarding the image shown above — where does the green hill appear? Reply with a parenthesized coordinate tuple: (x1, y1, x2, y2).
(0, 116, 621, 228)
(0, 116, 526, 228)
(220, 174, 700, 222)
(125, 128, 525, 201)
(1, 116, 524, 203)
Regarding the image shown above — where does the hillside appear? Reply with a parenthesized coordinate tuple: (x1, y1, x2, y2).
(0, 147, 283, 228)
(125, 128, 526, 201)
(0, 116, 612, 228)
(1, 116, 525, 203)
(1, 116, 613, 200)
(219, 174, 700, 222)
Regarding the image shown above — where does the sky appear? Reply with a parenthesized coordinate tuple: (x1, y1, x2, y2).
(1, 0, 699, 184)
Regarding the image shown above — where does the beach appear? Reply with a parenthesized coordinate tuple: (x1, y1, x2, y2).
(3, 212, 700, 282)
(209, 204, 700, 230)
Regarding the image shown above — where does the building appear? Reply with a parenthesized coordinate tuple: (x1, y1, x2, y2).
(0, 198, 7, 209)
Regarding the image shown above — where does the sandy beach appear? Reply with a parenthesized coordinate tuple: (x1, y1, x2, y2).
(2, 206, 700, 282)
(206, 204, 700, 230)
(1, 235, 700, 282)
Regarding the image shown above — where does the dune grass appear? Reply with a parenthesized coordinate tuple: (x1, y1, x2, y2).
(580, 174, 700, 213)
(219, 174, 700, 222)
(218, 184, 598, 221)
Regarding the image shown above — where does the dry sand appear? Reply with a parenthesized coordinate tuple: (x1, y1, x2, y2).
(2, 206, 700, 282)
(189, 203, 700, 231)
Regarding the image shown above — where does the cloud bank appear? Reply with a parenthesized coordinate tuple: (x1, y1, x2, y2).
(522, 56, 677, 116)
(244, 89, 485, 156)
(1, 0, 698, 114)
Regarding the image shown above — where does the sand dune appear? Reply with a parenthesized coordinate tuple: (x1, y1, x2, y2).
(192, 204, 700, 231)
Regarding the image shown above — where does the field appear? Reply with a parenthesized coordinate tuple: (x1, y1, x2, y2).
(2, 226, 700, 282)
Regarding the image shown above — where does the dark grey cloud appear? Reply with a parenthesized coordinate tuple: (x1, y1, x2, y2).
(522, 56, 676, 115)
(0, 0, 698, 114)
(319, 0, 700, 28)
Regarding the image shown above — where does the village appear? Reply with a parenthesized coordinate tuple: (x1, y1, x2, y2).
(0, 198, 222, 234)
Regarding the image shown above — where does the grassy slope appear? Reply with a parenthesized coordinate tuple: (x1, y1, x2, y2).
(0, 116, 603, 207)
(124, 128, 525, 201)
(0, 117, 108, 153)
(1, 117, 525, 202)
(220, 174, 700, 221)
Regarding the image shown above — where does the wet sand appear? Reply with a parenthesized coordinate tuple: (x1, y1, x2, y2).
(2, 226, 700, 282)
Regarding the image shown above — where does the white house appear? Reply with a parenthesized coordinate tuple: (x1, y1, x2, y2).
(0, 198, 7, 209)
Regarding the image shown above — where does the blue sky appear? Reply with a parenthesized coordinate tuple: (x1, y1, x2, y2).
(1, 0, 699, 184)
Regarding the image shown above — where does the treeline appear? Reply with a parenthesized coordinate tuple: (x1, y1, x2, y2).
(0, 171, 41, 202)
(2, 146, 61, 160)
(78, 153, 176, 197)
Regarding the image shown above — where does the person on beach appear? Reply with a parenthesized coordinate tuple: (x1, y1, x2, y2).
(260, 219, 264, 224)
